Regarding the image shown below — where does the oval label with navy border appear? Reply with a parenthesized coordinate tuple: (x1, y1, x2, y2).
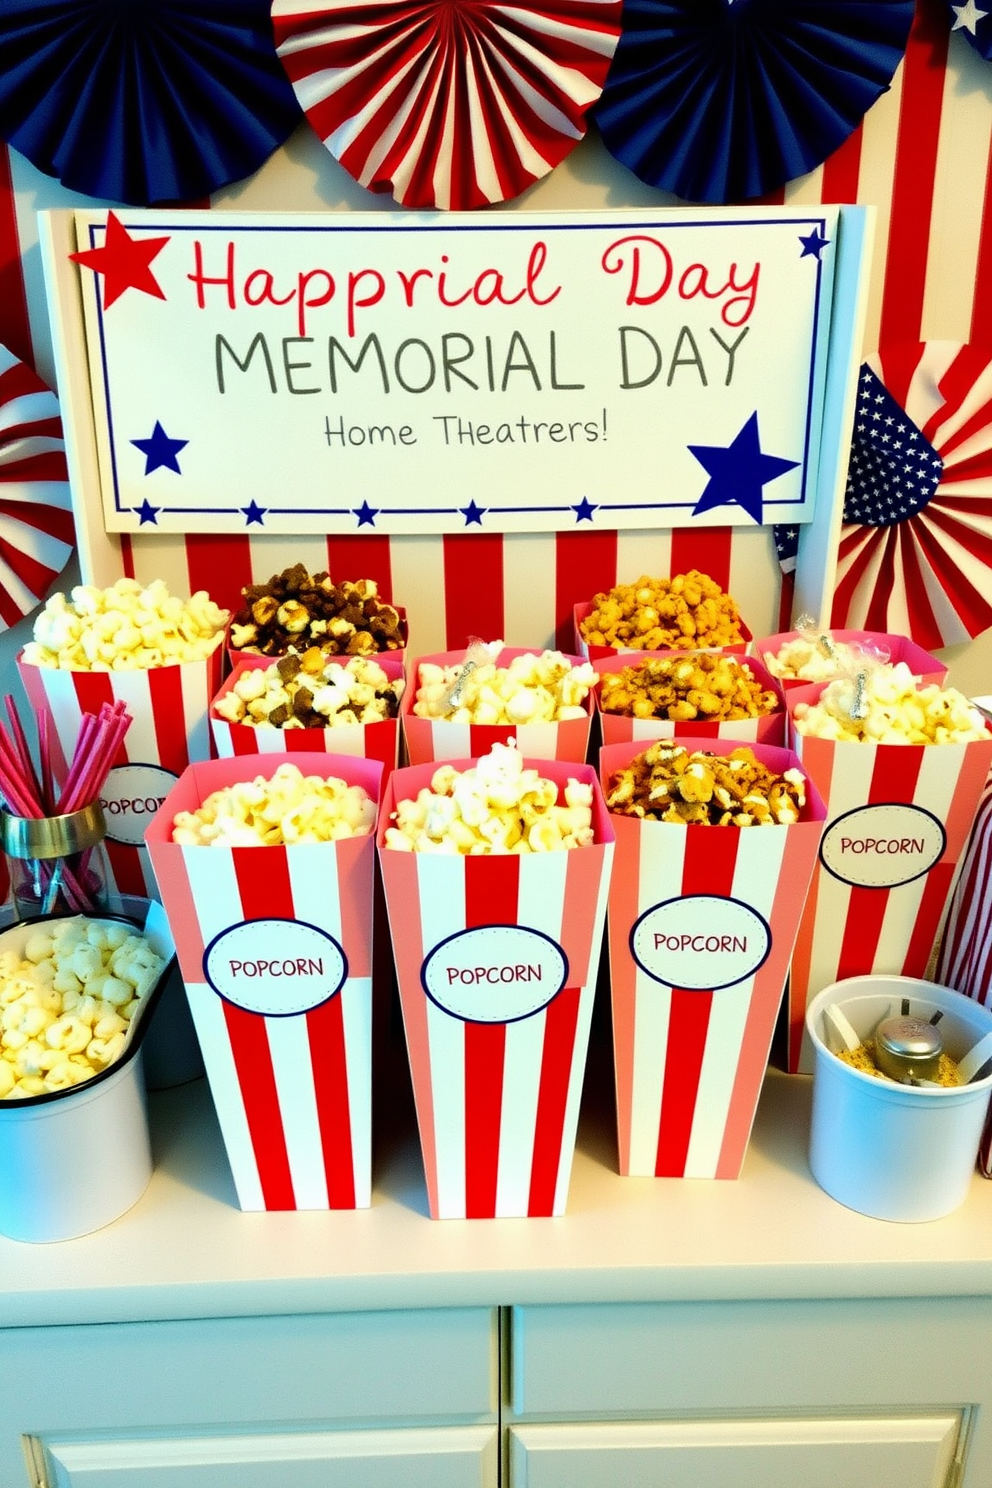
(421, 925, 568, 1024)
(100, 763, 179, 846)
(630, 895, 772, 991)
(203, 918, 348, 1016)
(819, 803, 947, 889)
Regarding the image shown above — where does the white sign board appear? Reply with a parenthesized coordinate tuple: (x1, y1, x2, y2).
(69, 206, 840, 537)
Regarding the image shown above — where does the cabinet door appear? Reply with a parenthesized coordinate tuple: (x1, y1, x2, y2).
(32, 1425, 498, 1488)
(508, 1417, 961, 1488)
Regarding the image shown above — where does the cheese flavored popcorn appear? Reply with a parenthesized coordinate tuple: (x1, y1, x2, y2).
(0, 919, 165, 1099)
(171, 761, 376, 846)
(606, 742, 806, 826)
(22, 579, 228, 670)
(600, 654, 777, 722)
(414, 647, 597, 724)
(792, 663, 989, 744)
(580, 570, 743, 651)
(383, 741, 594, 854)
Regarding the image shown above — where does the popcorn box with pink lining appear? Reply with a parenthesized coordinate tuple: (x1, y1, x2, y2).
(573, 601, 751, 663)
(599, 737, 826, 1180)
(376, 752, 614, 1220)
(754, 629, 947, 690)
(592, 651, 787, 748)
(145, 751, 382, 1213)
(783, 677, 992, 1073)
(401, 646, 594, 767)
(209, 652, 404, 779)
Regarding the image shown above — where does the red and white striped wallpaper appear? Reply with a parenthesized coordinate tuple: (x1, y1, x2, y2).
(1, 0, 989, 658)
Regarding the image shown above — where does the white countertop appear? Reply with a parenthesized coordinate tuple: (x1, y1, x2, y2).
(4, 1032, 992, 1329)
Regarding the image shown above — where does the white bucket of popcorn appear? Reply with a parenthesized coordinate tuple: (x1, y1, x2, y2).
(754, 629, 946, 692)
(17, 579, 228, 901)
(0, 903, 175, 1242)
(377, 745, 614, 1219)
(145, 752, 381, 1211)
(209, 652, 404, 781)
(600, 738, 825, 1179)
(784, 673, 992, 1073)
(401, 646, 595, 767)
(593, 651, 786, 748)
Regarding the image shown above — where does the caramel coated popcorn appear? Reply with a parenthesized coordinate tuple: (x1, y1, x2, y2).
(383, 741, 595, 854)
(214, 651, 403, 729)
(172, 762, 376, 846)
(792, 663, 989, 744)
(600, 654, 778, 723)
(22, 580, 228, 671)
(229, 564, 404, 658)
(414, 649, 596, 725)
(580, 571, 743, 651)
(0, 918, 165, 1099)
(606, 742, 806, 826)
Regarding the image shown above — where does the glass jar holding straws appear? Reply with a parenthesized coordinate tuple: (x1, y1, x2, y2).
(0, 697, 131, 919)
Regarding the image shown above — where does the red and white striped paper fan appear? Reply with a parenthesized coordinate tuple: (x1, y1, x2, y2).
(0, 343, 75, 632)
(831, 341, 992, 652)
(271, 0, 622, 209)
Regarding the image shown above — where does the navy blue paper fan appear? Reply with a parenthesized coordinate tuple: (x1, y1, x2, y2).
(0, 1, 303, 205)
(593, 0, 915, 204)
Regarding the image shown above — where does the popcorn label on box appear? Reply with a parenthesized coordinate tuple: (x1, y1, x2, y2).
(573, 601, 751, 663)
(18, 646, 223, 900)
(599, 738, 826, 1178)
(785, 683, 992, 1072)
(377, 757, 614, 1219)
(209, 652, 403, 780)
(145, 752, 382, 1211)
(401, 647, 594, 767)
(593, 652, 786, 748)
(754, 629, 946, 690)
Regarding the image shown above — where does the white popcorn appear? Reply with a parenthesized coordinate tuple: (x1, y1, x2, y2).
(171, 761, 376, 847)
(413, 649, 596, 725)
(794, 664, 989, 745)
(215, 652, 403, 730)
(21, 579, 228, 671)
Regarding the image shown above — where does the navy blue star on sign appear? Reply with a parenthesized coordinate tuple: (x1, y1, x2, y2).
(241, 500, 266, 526)
(572, 497, 597, 522)
(131, 420, 187, 475)
(136, 499, 159, 525)
(845, 363, 943, 528)
(460, 500, 485, 526)
(354, 501, 378, 528)
(799, 227, 830, 260)
(689, 412, 799, 525)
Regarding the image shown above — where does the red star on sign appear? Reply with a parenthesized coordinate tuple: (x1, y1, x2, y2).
(69, 211, 171, 309)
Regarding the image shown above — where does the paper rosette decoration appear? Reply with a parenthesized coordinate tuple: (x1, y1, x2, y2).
(829, 343, 992, 651)
(0, 344, 74, 632)
(592, 0, 914, 204)
(945, 0, 992, 61)
(0, 1, 301, 205)
(271, 0, 623, 209)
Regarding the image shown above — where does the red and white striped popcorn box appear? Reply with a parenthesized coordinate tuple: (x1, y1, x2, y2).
(573, 601, 751, 663)
(209, 653, 404, 782)
(401, 648, 593, 767)
(377, 757, 615, 1219)
(144, 751, 382, 1212)
(753, 630, 946, 692)
(18, 645, 224, 901)
(599, 737, 826, 1180)
(784, 684, 992, 1073)
(592, 652, 786, 748)
(226, 606, 408, 675)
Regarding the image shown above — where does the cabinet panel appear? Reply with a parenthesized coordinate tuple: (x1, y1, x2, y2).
(35, 1426, 498, 1488)
(508, 1417, 960, 1488)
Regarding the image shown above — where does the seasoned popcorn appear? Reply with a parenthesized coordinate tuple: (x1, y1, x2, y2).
(763, 633, 888, 682)
(171, 762, 376, 846)
(0, 918, 165, 1099)
(414, 648, 596, 725)
(606, 742, 806, 826)
(383, 741, 595, 855)
(22, 579, 228, 671)
(580, 570, 743, 651)
(229, 564, 405, 658)
(214, 651, 404, 729)
(792, 663, 989, 744)
(600, 654, 778, 723)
